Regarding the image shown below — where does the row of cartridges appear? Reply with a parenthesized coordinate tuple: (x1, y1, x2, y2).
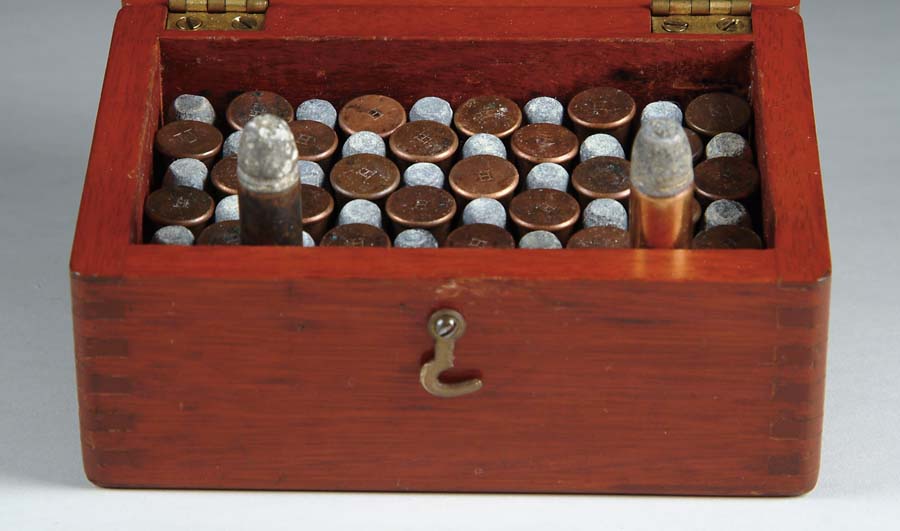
(147, 88, 763, 249)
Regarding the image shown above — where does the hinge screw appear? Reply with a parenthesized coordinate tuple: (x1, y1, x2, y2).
(232, 15, 259, 31)
(661, 18, 690, 33)
(175, 16, 203, 31)
(716, 17, 744, 33)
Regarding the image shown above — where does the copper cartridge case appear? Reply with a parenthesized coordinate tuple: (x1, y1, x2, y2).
(144, 185, 214, 237)
(685, 127, 705, 165)
(226, 91, 294, 130)
(509, 188, 581, 244)
(388, 120, 459, 174)
(196, 220, 242, 246)
(448, 155, 519, 207)
(445, 224, 516, 249)
(567, 226, 632, 249)
(330, 154, 401, 207)
(321, 224, 392, 247)
(685, 93, 753, 138)
(239, 186, 304, 246)
(571, 157, 631, 208)
(155, 120, 223, 168)
(692, 197, 703, 228)
(692, 225, 763, 250)
(630, 187, 696, 249)
(385, 185, 457, 243)
(210, 156, 240, 199)
(237, 115, 304, 246)
(567, 87, 636, 145)
(629, 120, 696, 249)
(338, 95, 407, 138)
(510, 123, 579, 176)
(301, 184, 335, 243)
(290, 120, 339, 173)
(693, 157, 760, 206)
(453, 95, 523, 140)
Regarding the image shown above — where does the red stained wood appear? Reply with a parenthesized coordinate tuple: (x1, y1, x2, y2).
(751, 7, 830, 283)
(71, 4, 828, 495)
(70, 5, 166, 277)
(125, 0, 801, 9)
(159, 27, 752, 115)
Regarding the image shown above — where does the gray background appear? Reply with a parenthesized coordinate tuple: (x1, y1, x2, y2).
(1, 0, 897, 528)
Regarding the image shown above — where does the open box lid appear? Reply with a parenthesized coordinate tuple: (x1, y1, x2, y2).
(124, 0, 800, 9)
(127, 0, 801, 33)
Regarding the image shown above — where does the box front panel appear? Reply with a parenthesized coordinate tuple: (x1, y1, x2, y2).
(73, 274, 822, 494)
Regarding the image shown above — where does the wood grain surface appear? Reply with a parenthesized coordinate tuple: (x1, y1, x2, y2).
(124, 0, 802, 9)
(70, 4, 829, 495)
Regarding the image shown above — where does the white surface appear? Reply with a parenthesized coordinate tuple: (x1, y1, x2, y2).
(2, 0, 899, 528)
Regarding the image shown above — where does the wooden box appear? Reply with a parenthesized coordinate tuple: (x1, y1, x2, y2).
(70, 0, 830, 495)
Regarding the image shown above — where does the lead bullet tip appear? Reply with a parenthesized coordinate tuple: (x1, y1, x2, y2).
(238, 114, 299, 193)
(631, 119, 694, 198)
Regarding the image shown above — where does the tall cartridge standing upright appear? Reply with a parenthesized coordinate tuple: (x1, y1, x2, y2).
(629, 119, 695, 249)
(237, 114, 304, 246)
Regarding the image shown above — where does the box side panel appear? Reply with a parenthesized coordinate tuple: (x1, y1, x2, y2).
(753, 8, 830, 283)
(74, 273, 823, 495)
(763, 278, 829, 495)
(71, 5, 165, 277)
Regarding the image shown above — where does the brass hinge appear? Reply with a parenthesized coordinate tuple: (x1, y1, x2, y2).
(651, 0, 752, 34)
(166, 1, 268, 31)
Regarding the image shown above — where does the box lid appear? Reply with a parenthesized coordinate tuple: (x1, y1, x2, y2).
(124, 0, 800, 9)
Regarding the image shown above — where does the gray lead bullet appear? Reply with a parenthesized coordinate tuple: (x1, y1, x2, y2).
(163, 158, 208, 190)
(237, 114, 304, 246)
(629, 119, 695, 249)
(526, 163, 569, 192)
(519, 230, 563, 249)
(704, 199, 751, 229)
(409, 97, 454, 126)
(342, 131, 386, 158)
(167, 94, 216, 125)
(524, 97, 565, 125)
(298, 160, 326, 187)
(338, 199, 383, 228)
(584, 198, 628, 231)
(706, 132, 752, 160)
(580, 134, 626, 161)
(215, 195, 240, 223)
(403, 162, 445, 189)
(151, 225, 195, 246)
(296, 99, 338, 129)
(222, 131, 242, 159)
(394, 229, 440, 249)
(462, 197, 507, 228)
(641, 101, 683, 126)
(462, 133, 507, 159)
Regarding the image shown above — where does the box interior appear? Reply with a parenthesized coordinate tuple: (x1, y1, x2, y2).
(144, 35, 762, 245)
(158, 38, 753, 119)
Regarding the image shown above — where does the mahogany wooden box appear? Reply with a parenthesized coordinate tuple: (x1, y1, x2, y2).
(70, 0, 830, 495)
